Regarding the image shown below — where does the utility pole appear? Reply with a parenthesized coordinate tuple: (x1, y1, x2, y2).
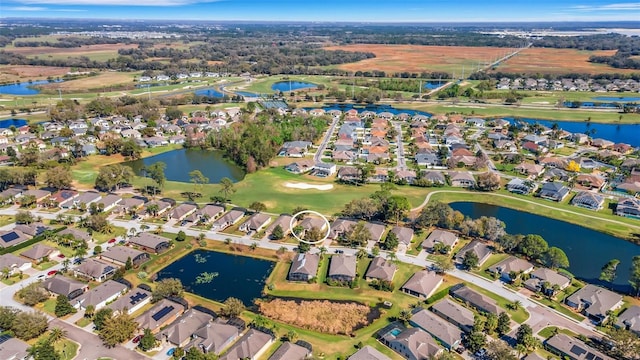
(58, 88, 62, 101)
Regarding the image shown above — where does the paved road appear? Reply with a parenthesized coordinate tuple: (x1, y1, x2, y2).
(314, 114, 340, 162)
(392, 122, 406, 170)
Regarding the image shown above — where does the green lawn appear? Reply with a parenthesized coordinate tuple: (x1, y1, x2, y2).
(75, 317, 91, 327)
(537, 326, 577, 339)
(0, 215, 15, 227)
(56, 339, 79, 360)
(533, 296, 585, 322)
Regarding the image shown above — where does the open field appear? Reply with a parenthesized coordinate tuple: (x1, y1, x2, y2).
(495, 48, 637, 74)
(8, 43, 138, 62)
(323, 44, 510, 74)
(0, 65, 71, 83)
(40, 71, 140, 92)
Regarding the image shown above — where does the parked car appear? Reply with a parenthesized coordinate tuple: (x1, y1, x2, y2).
(47, 270, 57, 277)
(132, 335, 142, 344)
(73, 258, 83, 265)
(36, 274, 46, 280)
(334, 249, 344, 254)
(166, 348, 175, 356)
(57, 254, 65, 259)
(118, 240, 126, 245)
(108, 238, 117, 244)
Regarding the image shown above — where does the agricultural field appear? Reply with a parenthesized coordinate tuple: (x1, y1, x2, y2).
(323, 44, 509, 74)
(8, 43, 138, 62)
(494, 48, 637, 74)
(0, 65, 71, 83)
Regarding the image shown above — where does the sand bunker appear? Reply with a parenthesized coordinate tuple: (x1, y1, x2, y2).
(284, 182, 333, 191)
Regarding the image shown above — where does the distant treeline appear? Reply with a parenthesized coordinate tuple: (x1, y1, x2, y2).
(13, 36, 124, 48)
(469, 71, 640, 81)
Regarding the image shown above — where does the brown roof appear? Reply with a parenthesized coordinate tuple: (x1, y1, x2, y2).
(269, 342, 310, 360)
(365, 257, 397, 282)
(401, 270, 443, 298)
(328, 254, 357, 278)
(20, 243, 55, 260)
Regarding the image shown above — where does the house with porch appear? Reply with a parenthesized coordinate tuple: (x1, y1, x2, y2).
(400, 270, 443, 299)
(288, 253, 320, 282)
(74, 280, 127, 310)
(328, 254, 357, 282)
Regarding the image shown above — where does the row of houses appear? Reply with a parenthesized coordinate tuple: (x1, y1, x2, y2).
(496, 77, 640, 92)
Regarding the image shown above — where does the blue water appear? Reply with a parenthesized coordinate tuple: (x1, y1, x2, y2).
(390, 328, 402, 336)
(272, 81, 316, 92)
(450, 202, 640, 292)
(592, 96, 640, 102)
(0, 118, 28, 129)
(314, 103, 432, 118)
(194, 88, 225, 98)
(504, 117, 640, 147)
(564, 101, 623, 109)
(234, 91, 259, 98)
(0, 80, 61, 95)
(424, 81, 446, 90)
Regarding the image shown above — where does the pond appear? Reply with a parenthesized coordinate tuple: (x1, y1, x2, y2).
(592, 96, 640, 102)
(450, 202, 640, 293)
(123, 148, 245, 183)
(194, 88, 225, 98)
(272, 81, 316, 92)
(504, 117, 640, 147)
(234, 90, 259, 98)
(0, 118, 28, 129)
(315, 103, 432, 118)
(156, 249, 275, 306)
(0, 80, 62, 95)
(424, 80, 446, 90)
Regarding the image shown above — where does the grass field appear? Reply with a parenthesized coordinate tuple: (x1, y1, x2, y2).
(8, 43, 138, 62)
(42, 72, 141, 92)
(0, 65, 71, 83)
(323, 45, 512, 74)
(494, 48, 638, 74)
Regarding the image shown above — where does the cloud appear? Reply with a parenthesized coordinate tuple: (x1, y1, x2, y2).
(6, 6, 48, 10)
(572, 2, 640, 11)
(15, 0, 221, 5)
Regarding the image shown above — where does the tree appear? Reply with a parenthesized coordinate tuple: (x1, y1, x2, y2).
(139, 328, 157, 352)
(175, 230, 187, 242)
(566, 160, 581, 172)
(85, 213, 111, 233)
(12, 311, 48, 340)
(341, 198, 379, 220)
(382, 231, 399, 251)
(346, 221, 372, 247)
(607, 327, 640, 359)
(542, 247, 570, 269)
(84, 304, 95, 319)
(485, 312, 498, 334)
(285, 329, 298, 343)
(518, 234, 549, 260)
(189, 170, 209, 196)
(95, 164, 135, 191)
(222, 297, 245, 318)
(145, 161, 167, 194)
(486, 340, 517, 360)
(497, 312, 511, 336)
(121, 139, 142, 159)
(465, 331, 486, 353)
(184, 347, 206, 360)
(125, 257, 133, 270)
(433, 256, 454, 274)
(15, 210, 35, 224)
(48, 327, 66, 344)
(93, 308, 113, 331)
(630, 255, 640, 297)
(515, 324, 538, 353)
(476, 172, 501, 191)
(165, 106, 183, 120)
(29, 340, 61, 360)
(16, 282, 49, 306)
(44, 166, 73, 190)
(219, 177, 236, 200)
(152, 278, 184, 302)
(248, 201, 267, 212)
(271, 224, 284, 240)
(462, 250, 479, 269)
(0, 307, 19, 330)
(54, 294, 76, 317)
(496, 234, 523, 253)
(99, 312, 138, 347)
(383, 196, 410, 225)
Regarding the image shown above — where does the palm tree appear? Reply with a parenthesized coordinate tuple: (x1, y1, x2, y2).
(48, 327, 66, 344)
(198, 233, 206, 243)
(140, 224, 150, 232)
(219, 177, 236, 201)
(510, 300, 522, 311)
(319, 247, 328, 258)
(74, 246, 87, 260)
(1, 267, 10, 280)
(62, 259, 70, 272)
(128, 227, 137, 238)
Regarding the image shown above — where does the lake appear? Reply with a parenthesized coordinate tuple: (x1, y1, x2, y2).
(0, 118, 28, 129)
(316, 103, 432, 118)
(592, 96, 640, 102)
(272, 81, 317, 92)
(123, 148, 245, 183)
(450, 202, 640, 292)
(156, 249, 275, 306)
(194, 88, 225, 98)
(0, 80, 62, 95)
(424, 81, 446, 90)
(504, 117, 640, 147)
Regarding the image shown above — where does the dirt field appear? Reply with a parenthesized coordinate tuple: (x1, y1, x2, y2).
(323, 44, 509, 74)
(8, 43, 138, 61)
(495, 48, 635, 74)
(0, 65, 71, 83)
(41, 71, 137, 91)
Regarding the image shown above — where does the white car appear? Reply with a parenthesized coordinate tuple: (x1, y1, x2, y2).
(36, 274, 46, 280)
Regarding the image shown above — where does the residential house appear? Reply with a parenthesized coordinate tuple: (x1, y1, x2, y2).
(422, 229, 458, 253)
(100, 246, 150, 267)
(144, 199, 173, 216)
(364, 257, 397, 282)
(13, 222, 49, 238)
(279, 141, 312, 157)
(415, 152, 440, 167)
(187, 320, 240, 355)
(118, 197, 146, 215)
(449, 284, 501, 315)
(190, 204, 226, 223)
(539, 156, 568, 169)
(506, 178, 537, 195)
(97, 194, 122, 212)
(615, 305, 640, 336)
(539, 182, 570, 202)
(384, 328, 442, 360)
(0, 337, 30, 360)
(269, 342, 310, 360)
(575, 174, 606, 190)
(515, 163, 545, 178)
(420, 171, 446, 185)
(454, 240, 492, 267)
(284, 159, 316, 174)
(448, 171, 476, 188)
(212, 209, 245, 231)
(0, 254, 31, 275)
(0, 229, 31, 248)
(430, 298, 475, 333)
(129, 233, 171, 254)
(58, 227, 91, 243)
(239, 213, 271, 233)
(167, 203, 198, 221)
(616, 197, 640, 218)
(136, 299, 185, 334)
(571, 191, 605, 211)
(219, 328, 274, 360)
(73, 258, 117, 282)
(487, 256, 534, 282)
(157, 308, 214, 348)
(565, 284, 623, 323)
(328, 254, 357, 282)
(591, 138, 614, 148)
(523, 268, 571, 296)
(337, 166, 361, 182)
(73, 191, 102, 208)
(22, 189, 51, 204)
(410, 308, 463, 350)
(288, 253, 320, 282)
(401, 270, 443, 299)
(348, 345, 390, 360)
(363, 222, 386, 242)
(266, 214, 293, 238)
(50, 189, 79, 208)
(74, 280, 127, 310)
(329, 218, 357, 239)
(20, 244, 56, 263)
(545, 334, 613, 360)
(389, 226, 413, 247)
(313, 162, 337, 177)
(107, 287, 152, 315)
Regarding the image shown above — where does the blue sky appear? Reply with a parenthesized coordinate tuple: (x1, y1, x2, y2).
(2, 0, 640, 22)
